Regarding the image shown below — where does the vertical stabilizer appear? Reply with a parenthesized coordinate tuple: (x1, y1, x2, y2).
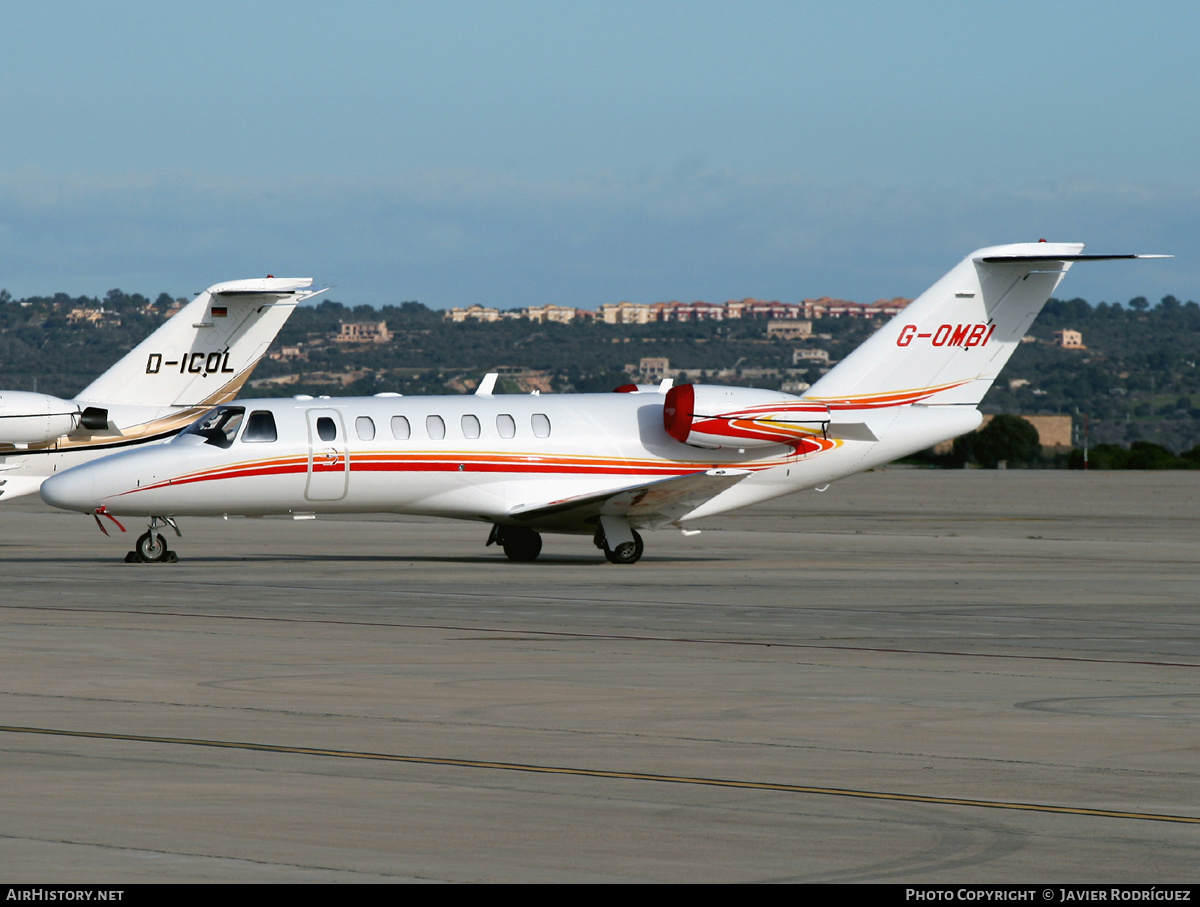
(74, 278, 319, 408)
(806, 243, 1086, 407)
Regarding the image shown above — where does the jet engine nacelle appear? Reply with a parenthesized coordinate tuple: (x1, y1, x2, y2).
(0, 392, 83, 444)
(663, 383, 830, 449)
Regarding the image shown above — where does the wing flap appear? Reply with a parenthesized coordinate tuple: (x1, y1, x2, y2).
(507, 468, 751, 531)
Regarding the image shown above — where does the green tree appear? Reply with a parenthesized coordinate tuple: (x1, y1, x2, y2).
(953, 414, 1041, 468)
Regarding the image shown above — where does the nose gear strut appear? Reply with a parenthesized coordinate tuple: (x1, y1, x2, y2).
(124, 515, 181, 564)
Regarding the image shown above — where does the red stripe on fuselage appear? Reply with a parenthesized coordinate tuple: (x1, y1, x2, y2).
(111, 448, 811, 498)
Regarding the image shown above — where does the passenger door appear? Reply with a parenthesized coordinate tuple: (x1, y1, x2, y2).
(305, 409, 348, 501)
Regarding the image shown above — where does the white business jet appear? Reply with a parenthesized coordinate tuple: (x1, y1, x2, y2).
(40, 243, 1162, 564)
(1, 277, 322, 501)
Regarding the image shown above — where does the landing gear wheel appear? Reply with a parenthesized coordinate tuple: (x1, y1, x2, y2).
(135, 531, 169, 562)
(501, 527, 542, 562)
(603, 529, 644, 565)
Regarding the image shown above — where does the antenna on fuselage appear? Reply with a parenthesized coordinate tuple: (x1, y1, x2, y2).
(475, 373, 498, 396)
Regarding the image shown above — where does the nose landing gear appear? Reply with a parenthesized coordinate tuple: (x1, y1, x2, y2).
(125, 517, 182, 563)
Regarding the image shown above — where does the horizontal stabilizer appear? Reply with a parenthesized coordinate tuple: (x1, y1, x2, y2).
(976, 254, 1170, 263)
(208, 277, 316, 297)
(508, 468, 750, 531)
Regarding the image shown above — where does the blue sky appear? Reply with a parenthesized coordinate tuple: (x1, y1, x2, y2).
(1, 1, 1195, 308)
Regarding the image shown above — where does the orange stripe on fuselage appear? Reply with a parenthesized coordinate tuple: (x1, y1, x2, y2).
(808, 379, 973, 409)
(112, 445, 842, 498)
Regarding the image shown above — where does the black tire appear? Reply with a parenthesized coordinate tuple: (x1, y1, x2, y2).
(501, 527, 542, 562)
(136, 531, 169, 562)
(603, 529, 644, 565)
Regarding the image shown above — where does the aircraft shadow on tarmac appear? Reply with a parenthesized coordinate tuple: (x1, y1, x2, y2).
(2, 552, 724, 566)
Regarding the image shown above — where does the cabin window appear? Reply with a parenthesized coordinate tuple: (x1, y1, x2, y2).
(496, 414, 516, 439)
(461, 414, 481, 439)
(391, 415, 410, 440)
(180, 406, 245, 449)
(531, 413, 551, 438)
(426, 415, 446, 440)
(356, 416, 376, 441)
(316, 417, 337, 442)
(242, 410, 277, 443)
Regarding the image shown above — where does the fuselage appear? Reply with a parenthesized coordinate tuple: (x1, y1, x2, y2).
(38, 389, 980, 531)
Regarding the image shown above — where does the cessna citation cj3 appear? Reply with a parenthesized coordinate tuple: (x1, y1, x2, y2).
(0, 277, 323, 502)
(41, 243, 1163, 564)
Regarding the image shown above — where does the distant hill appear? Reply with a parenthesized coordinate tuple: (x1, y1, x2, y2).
(3, 290, 1197, 452)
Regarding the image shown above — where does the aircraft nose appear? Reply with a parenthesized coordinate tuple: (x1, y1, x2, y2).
(40, 465, 99, 512)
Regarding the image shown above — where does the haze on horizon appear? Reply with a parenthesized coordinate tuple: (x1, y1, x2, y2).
(0, 1, 1194, 309)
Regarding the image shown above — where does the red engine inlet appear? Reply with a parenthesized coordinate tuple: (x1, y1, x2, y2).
(663, 384, 830, 450)
(662, 383, 694, 443)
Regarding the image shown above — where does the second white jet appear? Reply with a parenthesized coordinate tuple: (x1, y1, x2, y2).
(1, 276, 323, 501)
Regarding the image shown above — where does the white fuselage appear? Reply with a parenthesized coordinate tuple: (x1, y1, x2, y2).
(38, 390, 981, 530)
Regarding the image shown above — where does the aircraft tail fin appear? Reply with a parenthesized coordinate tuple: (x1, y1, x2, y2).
(805, 243, 1165, 408)
(74, 278, 322, 409)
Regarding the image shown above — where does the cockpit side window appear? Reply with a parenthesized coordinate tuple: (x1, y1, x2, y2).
(242, 410, 278, 443)
(180, 406, 246, 449)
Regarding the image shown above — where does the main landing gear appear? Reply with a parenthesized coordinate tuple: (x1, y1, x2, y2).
(486, 522, 645, 564)
(487, 524, 543, 562)
(594, 526, 644, 565)
(126, 516, 181, 564)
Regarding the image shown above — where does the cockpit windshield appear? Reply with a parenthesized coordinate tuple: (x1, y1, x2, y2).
(178, 406, 246, 449)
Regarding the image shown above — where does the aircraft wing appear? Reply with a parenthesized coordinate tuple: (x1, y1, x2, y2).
(506, 467, 751, 532)
(0, 464, 47, 502)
